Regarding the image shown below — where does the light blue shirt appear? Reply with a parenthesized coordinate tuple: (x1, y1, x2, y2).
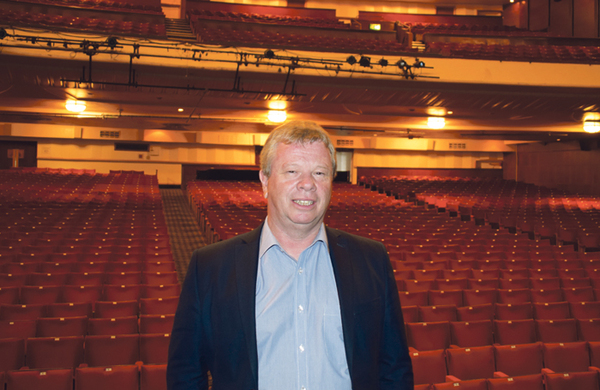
(255, 219, 352, 390)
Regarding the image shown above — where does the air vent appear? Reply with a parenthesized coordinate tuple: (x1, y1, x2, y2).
(114, 143, 149, 152)
(100, 130, 120, 138)
(449, 142, 466, 150)
(337, 139, 354, 147)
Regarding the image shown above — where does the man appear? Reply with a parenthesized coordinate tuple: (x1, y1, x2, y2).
(167, 120, 413, 390)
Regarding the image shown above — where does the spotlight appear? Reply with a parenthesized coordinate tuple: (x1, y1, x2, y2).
(414, 59, 425, 68)
(106, 37, 118, 49)
(346, 56, 357, 65)
(378, 59, 388, 67)
(0, 28, 6, 40)
(397, 59, 408, 68)
(359, 56, 371, 67)
(264, 49, 275, 59)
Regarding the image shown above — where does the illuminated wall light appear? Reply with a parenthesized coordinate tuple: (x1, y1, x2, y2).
(427, 116, 446, 129)
(268, 110, 287, 123)
(65, 100, 86, 113)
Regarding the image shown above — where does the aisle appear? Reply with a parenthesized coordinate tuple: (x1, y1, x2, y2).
(160, 188, 207, 283)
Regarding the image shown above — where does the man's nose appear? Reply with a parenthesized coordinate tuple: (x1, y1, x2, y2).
(298, 173, 316, 191)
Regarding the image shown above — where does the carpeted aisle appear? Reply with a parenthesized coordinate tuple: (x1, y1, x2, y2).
(160, 188, 207, 283)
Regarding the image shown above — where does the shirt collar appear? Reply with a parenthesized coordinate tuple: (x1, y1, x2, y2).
(259, 217, 328, 259)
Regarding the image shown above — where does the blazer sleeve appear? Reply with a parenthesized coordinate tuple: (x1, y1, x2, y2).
(378, 244, 414, 389)
(167, 251, 209, 390)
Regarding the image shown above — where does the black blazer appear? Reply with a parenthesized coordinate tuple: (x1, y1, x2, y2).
(167, 224, 413, 390)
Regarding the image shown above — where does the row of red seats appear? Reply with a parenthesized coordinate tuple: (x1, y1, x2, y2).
(188, 8, 350, 30)
(0, 333, 169, 370)
(428, 41, 600, 64)
(403, 302, 600, 322)
(0, 284, 181, 306)
(407, 22, 552, 38)
(407, 319, 599, 350)
(0, 271, 178, 287)
(0, 314, 173, 338)
(0, 297, 178, 321)
(0, 9, 166, 39)
(0, 260, 173, 274)
(399, 287, 599, 307)
(411, 342, 600, 389)
(0, 364, 165, 390)
(9, 0, 162, 14)
(398, 275, 600, 290)
(192, 23, 411, 54)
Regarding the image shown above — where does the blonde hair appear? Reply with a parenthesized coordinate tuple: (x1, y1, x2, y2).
(260, 120, 336, 177)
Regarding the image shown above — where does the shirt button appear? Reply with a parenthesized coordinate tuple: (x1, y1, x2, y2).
(301, 387, 306, 390)
(299, 344, 304, 352)
(298, 268, 303, 274)
(298, 305, 304, 313)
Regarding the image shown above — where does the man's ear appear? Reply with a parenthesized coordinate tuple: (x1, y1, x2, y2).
(259, 171, 268, 199)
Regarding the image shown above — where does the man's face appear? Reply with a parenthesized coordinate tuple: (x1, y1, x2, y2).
(259, 141, 333, 237)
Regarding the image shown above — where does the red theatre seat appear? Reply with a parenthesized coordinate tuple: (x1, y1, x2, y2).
(450, 320, 494, 348)
(410, 349, 447, 386)
(542, 341, 591, 373)
(406, 321, 451, 351)
(544, 371, 600, 390)
(84, 334, 140, 367)
(445, 346, 496, 381)
(494, 342, 544, 377)
(494, 319, 537, 345)
(140, 364, 167, 390)
(487, 374, 544, 390)
(5, 368, 73, 390)
(75, 366, 139, 390)
(26, 336, 84, 369)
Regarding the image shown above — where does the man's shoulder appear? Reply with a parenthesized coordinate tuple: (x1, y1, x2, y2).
(326, 226, 386, 250)
(192, 225, 262, 259)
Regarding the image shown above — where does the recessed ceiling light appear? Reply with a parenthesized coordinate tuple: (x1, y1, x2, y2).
(427, 117, 445, 129)
(267, 110, 287, 123)
(65, 100, 86, 113)
(178, 108, 184, 112)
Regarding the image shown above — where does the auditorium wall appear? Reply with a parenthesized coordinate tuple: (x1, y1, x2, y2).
(37, 140, 256, 185)
(503, 140, 600, 196)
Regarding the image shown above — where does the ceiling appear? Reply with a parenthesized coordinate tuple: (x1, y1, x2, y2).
(2, 40, 600, 144)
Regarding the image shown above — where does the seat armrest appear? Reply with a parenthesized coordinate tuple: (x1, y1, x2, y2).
(494, 371, 509, 378)
(446, 375, 461, 382)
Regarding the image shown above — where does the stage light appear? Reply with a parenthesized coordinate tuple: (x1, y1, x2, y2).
(0, 28, 7, 40)
(65, 100, 86, 113)
(414, 59, 425, 68)
(397, 59, 408, 68)
(359, 56, 371, 67)
(378, 59, 388, 67)
(106, 37, 118, 49)
(264, 49, 275, 59)
(346, 56, 357, 65)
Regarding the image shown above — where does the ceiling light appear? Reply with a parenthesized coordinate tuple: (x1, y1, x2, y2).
(584, 120, 600, 133)
(583, 113, 600, 133)
(268, 110, 287, 123)
(268, 100, 286, 110)
(65, 100, 86, 113)
(177, 108, 184, 112)
(427, 117, 445, 129)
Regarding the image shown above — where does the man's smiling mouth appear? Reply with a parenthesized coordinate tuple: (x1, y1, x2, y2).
(294, 200, 315, 206)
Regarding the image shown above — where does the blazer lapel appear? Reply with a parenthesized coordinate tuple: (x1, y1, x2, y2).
(234, 224, 263, 387)
(326, 227, 356, 374)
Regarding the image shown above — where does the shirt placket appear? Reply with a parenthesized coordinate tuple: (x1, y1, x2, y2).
(296, 255, 308, 390)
